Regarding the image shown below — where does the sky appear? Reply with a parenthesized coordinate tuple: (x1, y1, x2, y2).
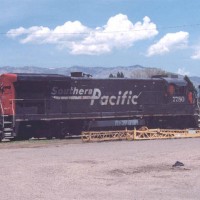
(0, 0, 200, 76)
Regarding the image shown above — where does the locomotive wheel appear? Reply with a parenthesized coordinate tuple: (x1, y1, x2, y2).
(46, 135, 53, 140)
(46, 128, 53, 139)
(58, 133, 65, 139)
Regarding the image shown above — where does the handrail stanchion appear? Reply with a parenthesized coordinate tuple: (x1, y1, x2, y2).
(0, 100, 5, 128)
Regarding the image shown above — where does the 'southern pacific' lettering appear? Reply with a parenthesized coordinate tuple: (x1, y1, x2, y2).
(90, 88, 101, 105)
(51, 87, 138, 106)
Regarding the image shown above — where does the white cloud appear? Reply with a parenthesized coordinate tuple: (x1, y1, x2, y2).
(191, 48, 200, 59)
(7, 14, 158, 55)
(71, 15, 158, 55)
(177, 67, 190, 76)
(7, 21, 89, 44)
(147, 31, 189, 56)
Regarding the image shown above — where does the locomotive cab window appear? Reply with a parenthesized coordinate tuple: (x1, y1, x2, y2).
(167, 84, 175, 95)
(167, 84, 185, 95)
(175, 86, 185, 95)
(1, 85, 12, 94)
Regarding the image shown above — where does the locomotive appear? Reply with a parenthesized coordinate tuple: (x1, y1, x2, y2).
(0, 72, 199, 140)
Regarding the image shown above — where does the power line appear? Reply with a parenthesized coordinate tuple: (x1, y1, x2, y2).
(159, 23, 200, 30)
(1, 23, 200, 36)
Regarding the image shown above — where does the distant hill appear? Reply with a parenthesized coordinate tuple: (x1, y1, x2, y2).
(0, 65, 171, 79)
(0, 65, 146, 78)
(0, 65, 200, 89)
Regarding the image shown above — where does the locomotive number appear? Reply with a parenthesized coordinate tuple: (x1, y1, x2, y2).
(172, 96, 185, 103)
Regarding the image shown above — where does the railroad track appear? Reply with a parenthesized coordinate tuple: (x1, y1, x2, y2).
(0, 138, 82, 149)
(1, 127, 200, 144)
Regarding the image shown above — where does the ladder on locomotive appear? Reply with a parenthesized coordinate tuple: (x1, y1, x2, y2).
(198, 98, 200, 128)
(0, 100, 15, 140)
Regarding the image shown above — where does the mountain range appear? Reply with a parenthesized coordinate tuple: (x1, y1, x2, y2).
(0, 65, 200, 89)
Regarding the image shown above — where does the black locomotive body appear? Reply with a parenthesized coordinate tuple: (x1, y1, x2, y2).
(0, 72, 198, 140)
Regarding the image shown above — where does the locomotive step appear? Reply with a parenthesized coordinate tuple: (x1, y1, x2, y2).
(3, 121, 12, 124)
(4, 132, 13, 137)
(4, 136, 14, 139)
(3, 128, 13, 132)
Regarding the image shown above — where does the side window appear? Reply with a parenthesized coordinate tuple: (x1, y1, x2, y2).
(168, 84, 185, 95)
(0, 82, 3, 94)
(3, 85, 11, 94)
(168, 84, 175, 95)
(175, 86, 185, 95)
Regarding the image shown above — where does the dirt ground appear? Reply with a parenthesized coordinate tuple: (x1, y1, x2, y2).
(0, 138, 200, 200)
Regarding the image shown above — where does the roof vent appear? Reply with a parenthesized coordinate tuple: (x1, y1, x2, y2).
(71, 72, 92, 78)
(151, 74, 178, 78)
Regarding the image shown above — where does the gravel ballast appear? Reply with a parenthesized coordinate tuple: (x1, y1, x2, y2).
(0, 138, 200, 200)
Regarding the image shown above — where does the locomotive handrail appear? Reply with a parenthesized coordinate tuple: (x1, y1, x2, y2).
(0, 99, 5, 128)
(10, 98, 58, 102)
(11, 99, 25, 101)
(196, 95, 200, 112)
(11, 99, 15, 128)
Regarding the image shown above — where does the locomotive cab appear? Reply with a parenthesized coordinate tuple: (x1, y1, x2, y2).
(163, 77, 189, 104)
(156, 76, 198, 129)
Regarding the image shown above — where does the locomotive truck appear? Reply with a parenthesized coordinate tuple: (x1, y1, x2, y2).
(0, 72, 199, 140)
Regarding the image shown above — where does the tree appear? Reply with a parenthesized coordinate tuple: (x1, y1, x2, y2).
(109, 72, 124, 78)
(117, 71, 125, 78)
(109, 73, 114, 78)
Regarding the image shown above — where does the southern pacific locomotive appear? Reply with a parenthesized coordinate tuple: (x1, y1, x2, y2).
(0, 72, 198, 140)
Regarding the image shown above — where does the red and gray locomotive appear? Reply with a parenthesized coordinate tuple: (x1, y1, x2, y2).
(0, 72, 198, 140)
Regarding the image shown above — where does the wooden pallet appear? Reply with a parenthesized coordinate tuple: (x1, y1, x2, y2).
(81, 128, 200, 142)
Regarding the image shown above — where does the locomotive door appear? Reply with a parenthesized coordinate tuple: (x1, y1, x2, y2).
(0, 82, 15, 115)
